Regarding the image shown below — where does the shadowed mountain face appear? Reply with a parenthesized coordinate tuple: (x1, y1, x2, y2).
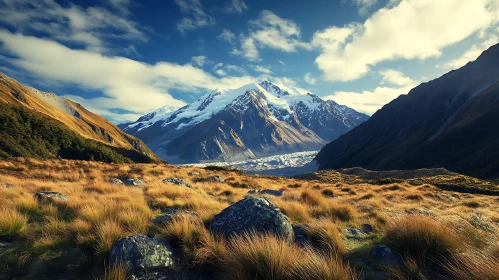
(120, 82, 368, 163)
(0, 72, 160, 163)
(315, 43, 499, 179)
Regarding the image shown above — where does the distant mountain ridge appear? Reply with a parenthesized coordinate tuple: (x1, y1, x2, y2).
(314, 43, 499, 179)
(0, 72, 161, 163)
(121, 81, 368, 163)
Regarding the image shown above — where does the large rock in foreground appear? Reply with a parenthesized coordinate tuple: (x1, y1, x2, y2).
(209, 196, 293, 241)
(109, 235, 175, 275)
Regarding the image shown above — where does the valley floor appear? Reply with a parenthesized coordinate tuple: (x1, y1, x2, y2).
(0, 158, 498, 279)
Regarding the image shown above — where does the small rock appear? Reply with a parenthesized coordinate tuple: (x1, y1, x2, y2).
(34, 192, 68, 203)
(163, 178, 193, 189)
(109, 235, 175, 275)
(110, 178, 124, 185)
(405, 207, 435, 216)
(293, 224, 310, 247)
(361, 224, 374, 233)
(203, 176, 225, 183)
(210, 196, 294, 242)
(124, 178, 146, 187)
(247, 189, 259, 194)
(0, 183, 13, 188)
(344, 228, 366, 236)
(0, 241, 11, 249)
(188, 171, 199, 176)
(131, 272, 170, 280)
(153, 208, 199, 226)
(372, 245, 402, 265)
(259, 190, 285, 197)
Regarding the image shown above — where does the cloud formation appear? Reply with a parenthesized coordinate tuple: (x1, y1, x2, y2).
(225, 0, 248, 13)
(304, 73, 316, 85)
(233, 11, 311, 60)
(218, 29, 236, 43)
(313, 0, 499, 82)
(175, 0, 215, 34)
(0, 0, 147, 53)
(325, 70, 416, 114)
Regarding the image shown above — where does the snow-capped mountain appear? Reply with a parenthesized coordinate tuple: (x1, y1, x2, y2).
(120, 81, 369, 163)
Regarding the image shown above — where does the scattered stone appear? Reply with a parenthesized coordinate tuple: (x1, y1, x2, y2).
(259, 190, 285, 197)
(372, 245, 402, 265)
(109, 235, 175, 276)
(293, 224, 310, 247)
(34, 192, 68, 203)
(344, 228, 366, 237)
(153, 208, 199, 226)
(163, 178, 193, 189)
(131, 272, 170, 280)
(469, 213, 497, 233)
(188, 171, 200, 176)
(110, 178, 124, 185)
(0, 241, 11, 249)
(203, 176, 225, 183)
(210, 196, 294, 242)
(361, 224, 374, 233)
(405, 207, 435, 216)
(0, 183, 13, 188)
(246, 189, 285, 197)
(124, 178, 146, 187)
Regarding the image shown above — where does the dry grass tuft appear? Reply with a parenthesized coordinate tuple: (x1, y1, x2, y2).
(0, 208, 27, 236)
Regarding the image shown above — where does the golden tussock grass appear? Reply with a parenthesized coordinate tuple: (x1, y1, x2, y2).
(0, 158, 497, 279)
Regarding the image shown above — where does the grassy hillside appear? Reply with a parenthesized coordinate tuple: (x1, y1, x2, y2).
(0, 158, 497, 279)
(0, 103, 155, 164)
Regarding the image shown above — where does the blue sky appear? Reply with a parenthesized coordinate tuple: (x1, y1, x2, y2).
(0, 0, 498, 123)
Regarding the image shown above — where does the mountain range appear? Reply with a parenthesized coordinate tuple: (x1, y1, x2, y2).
(120, 81, 368, 163)
(315, 43, 499, 179)
(0, 73, 160, 163)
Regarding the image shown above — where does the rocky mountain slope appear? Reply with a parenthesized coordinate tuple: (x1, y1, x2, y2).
(121, 81, 368, 163)
(315, 43, 499, 179)
(0, 72, 160, 163)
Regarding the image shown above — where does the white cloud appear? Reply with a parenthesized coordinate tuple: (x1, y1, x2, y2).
(313, 0, 499, 82)
(278, 60, 285, 65)
(325, 83, 415, 115)
(215, 69, 227, 76)
(252, 65, 273, 74)
(191, 55, 207, 67)
(343, 0, 378, 15)
(0, 0, 147, 53)
(225, 64, 246, 73)
(0, 31, 261, 122)
(218, 29, 236, 43)
(175, 0, 215, 34)
(108, 0, 132, 15)
(304, 73, 316, 85)
(379, 69, 413, 86)
(225, 0, 248, 13)
(233, 11, 311, 60)
(444, 34, 499, 69)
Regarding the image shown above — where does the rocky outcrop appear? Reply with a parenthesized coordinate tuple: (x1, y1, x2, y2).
(124, 178, 146, 187)
(34, 192, 68, 203)
(110, 178, 124, 185)
(109, 235, 175, 276)
(247, 189, 285, 197)
(153, 208, 199, 226)
(209, 196, 293, 241)
(163, 178, 193, 189)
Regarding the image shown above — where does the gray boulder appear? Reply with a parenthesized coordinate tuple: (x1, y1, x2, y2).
(209, 196, 294, 242)
(34, 192, 68, 203)
(109, 235, 175, 276)
(0, 183, 13, 188)
(188, 171, 200, 176)
(372, 245, 402, 265)
(124, 178, 146, 187)
(246, 189, 285, 197)
(153, 208, 199, 226)
(292, 224, 310, 247)
(163, 178, 193, 189)
(362, 224, 374, 233)
(110, 178, 124, 185)
(344, 228, 366, 237)
(203, 176, 225, 183)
